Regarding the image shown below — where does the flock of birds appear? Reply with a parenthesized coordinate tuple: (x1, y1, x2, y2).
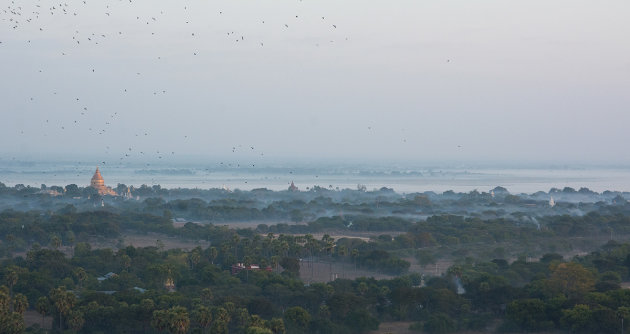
(1, 0, 458, 188)
(0, 0, 355, 187)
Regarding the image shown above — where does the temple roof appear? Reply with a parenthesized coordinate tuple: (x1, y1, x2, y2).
(92, 167, 103, 181)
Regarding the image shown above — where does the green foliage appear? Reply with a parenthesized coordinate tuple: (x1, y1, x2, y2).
(546, 262, 596, 300)
(247, 326, 274, 334)
(12, 293, 28, 314)
(415, 249, 436, 266)
(506, 298, 554, 331)
(423, 313, 456, 334)
(356, 249, 410, 275)
(279, 257, 300, 275)
(284, 306, 311, 332)
(49, 285, 76, 331)
(1, 195, 630, 334)
(344, 309, 379, 333)
(561, 304, 593, 333)
(8, 240, 630, 333)
(0, 287, 25, 333)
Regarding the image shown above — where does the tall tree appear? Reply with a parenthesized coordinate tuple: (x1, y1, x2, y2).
(338, 245, 348, 278)
(166, 306, 190, 334)
(152, 309, 168, 333)
(4, 267, 19, 302)
(546, 262, 596, 300)
(208, 247, 218, 265)
(200, 288, 213, 306)
(268, 318, 286, 334)
(50, 286, 76, 331)
(284, 306, 311, 333)
(50, 234, 62, 250)
(120, 254, 132, 272)
(67, 310, 85, 332)
(189, 247, 202, 269)
(12, 294, 28, 314)
(139, 298, 155, 332)
(73, 267, 88, 290)
(0, 289, 24, 334)
(65, 231, 76, 255)
(36, 296, 51, 328)
(351, 249, 359, 272)
(193, 305, 212, 334)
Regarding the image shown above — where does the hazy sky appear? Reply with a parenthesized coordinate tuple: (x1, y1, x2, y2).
(1, 0, 629, 166)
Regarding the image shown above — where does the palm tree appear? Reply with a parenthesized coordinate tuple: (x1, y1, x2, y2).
(351, 249, 359, 273)
(5, 267, 18, 307)
(338, 245, 348, 278)
(322, 235, 335, 281)
(166, 306, 190, 334)
(120, 254, 132, 272)
(50, 286, 76, 331)
(271, 256, 280, 273)
(2, 312, 25, 334)
(280, 241, 289, 258)
(73, 267, 88, 290)
(193, 305, 212, 334)
(233, 308, 250, 329)
(263, 233, 274, 257)
(5, 234, 16, 258)
(36, 296, 50, 328)
(243, 256, 254, 281)
(151, 309, 168, 332)
(208, 247, 218, 265)
(139, 298, 155, 332)
(252, 234, 262, 250)
(241, 238, 252, 258)
(50, 234, 62, 250)
(268, 318, 285, 334)
(65, 231, 76, 255)
(304, 235, 318, 281)
(12, 293, 28, 314)
(200, 288, 213, 306)
(213, 306, 231, 324)
(67, 310, 85, 332)
(231, 234, 240, 260)
(189, 247, 202, 270)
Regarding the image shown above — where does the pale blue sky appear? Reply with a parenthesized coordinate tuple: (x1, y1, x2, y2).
(1, 0, 629, 166)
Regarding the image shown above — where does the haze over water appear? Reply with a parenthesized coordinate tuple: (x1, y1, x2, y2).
(2, 160, 630, 194)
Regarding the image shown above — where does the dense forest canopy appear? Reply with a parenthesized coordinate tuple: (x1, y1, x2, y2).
(1, 182, 630, 333)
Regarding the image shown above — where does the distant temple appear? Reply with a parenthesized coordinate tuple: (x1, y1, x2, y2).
(90, 167, 117, 196)
(288, 181, 298, 192)
(122, 187, 133, 199)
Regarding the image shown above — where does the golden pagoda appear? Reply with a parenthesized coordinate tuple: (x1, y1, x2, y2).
(90, 167, 117, 196)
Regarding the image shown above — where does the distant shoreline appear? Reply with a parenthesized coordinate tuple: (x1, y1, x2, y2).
(2, 162, 630, 194)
